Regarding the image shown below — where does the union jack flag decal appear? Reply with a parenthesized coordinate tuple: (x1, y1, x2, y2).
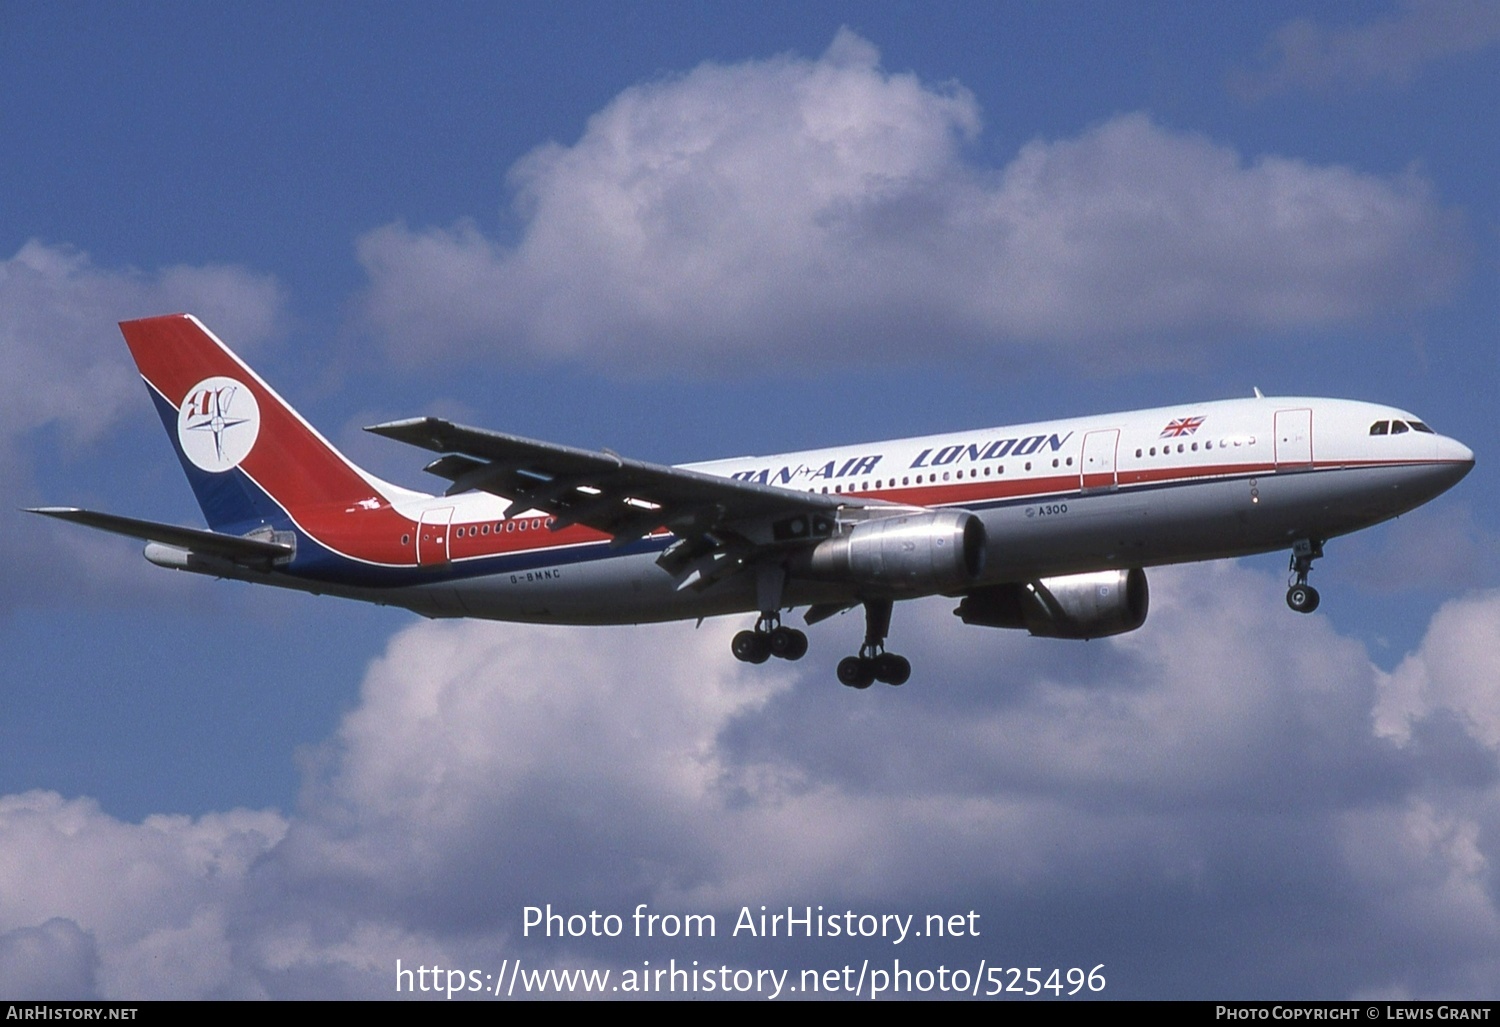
(1160, 416, 1205, 438)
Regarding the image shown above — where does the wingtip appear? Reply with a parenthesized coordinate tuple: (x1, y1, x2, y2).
(364, 417, 433, 435)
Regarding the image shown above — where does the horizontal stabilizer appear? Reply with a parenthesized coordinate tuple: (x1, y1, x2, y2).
(25, 507, 293, 564)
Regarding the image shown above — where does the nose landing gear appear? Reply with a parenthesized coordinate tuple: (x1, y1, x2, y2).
(1286, 538, 1323, 614)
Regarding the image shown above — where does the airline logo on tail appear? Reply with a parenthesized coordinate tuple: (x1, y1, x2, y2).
(177, 376, 260, 472)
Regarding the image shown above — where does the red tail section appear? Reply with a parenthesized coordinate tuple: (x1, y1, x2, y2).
(121, 315, 419, 562)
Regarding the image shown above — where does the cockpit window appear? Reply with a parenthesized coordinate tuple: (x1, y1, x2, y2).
(1391, 420, 1410, 434)
(1410, 421, 1435, 434)
(1369, 421, 1389, 435)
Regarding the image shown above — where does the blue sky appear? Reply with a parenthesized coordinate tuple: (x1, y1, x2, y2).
(2, 1, 1497, 999)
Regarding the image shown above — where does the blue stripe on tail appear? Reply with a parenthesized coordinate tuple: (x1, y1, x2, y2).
(146, 386, 286, 533)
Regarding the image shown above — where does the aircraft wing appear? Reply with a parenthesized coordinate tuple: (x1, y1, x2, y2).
(365, 416, 885, 587)
(366, 416, 863, 535)
(25, 507, 294, 564)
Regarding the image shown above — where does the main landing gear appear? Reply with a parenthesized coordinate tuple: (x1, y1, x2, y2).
(731, 612, 808, 664)
(731, 563, 809, 664)
(727, 562, 909, 687)
(836, 598, 911, 689)
(1286, 538, 1323, 614)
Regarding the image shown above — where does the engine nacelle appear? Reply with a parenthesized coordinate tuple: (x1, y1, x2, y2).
(954, 567, 1149, 639)
(809, 510, 986, 593)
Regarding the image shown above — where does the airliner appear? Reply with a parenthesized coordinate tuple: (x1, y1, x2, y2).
(30, 315, 1473, 688)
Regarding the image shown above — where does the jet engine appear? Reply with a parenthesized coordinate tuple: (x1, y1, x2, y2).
(809, 510, 986, 593)
(954, 567, 1148, 639)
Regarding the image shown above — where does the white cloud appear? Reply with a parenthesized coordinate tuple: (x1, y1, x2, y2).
(1234, 0, 1500, 99)
(0, 919, 98, 1000)
(1376, 590, 1500, 748)
(0, 792, 286, 999)
(0, 240, 283, 609)
(0, 240, 282, 447)
(4, 565, 1499, 998)
(356, 31, 1464, 372)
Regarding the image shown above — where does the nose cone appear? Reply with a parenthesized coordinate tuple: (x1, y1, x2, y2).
(1422, 434, 1475, 496)
(1440, 435, 1476, 469)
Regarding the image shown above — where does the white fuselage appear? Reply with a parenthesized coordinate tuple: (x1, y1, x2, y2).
(332, 395, 1471, 625)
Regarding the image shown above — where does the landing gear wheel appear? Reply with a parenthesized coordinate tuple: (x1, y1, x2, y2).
(769, 626, 808, 661)
(838, 598, 913, 689)
(873, 652, 911, 686)
(1286, 539, 1325, 616)
(838, 656, 874, 689)
(732, 629, 771, 664)
(1286, 584, 1320, 614)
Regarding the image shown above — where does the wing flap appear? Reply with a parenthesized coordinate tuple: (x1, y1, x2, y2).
(365, 416, 850, 544)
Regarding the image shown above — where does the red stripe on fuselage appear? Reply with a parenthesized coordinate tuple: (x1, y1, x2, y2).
(822, 456, 1452, 510)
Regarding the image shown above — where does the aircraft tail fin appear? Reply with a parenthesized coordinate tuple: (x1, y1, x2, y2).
(119, 314, 412, 533)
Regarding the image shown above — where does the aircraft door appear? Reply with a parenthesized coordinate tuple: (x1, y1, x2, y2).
(1274, 409, 1313, 468)
(1080, 429, 1120, 490)
(417, 507, 454, 567)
